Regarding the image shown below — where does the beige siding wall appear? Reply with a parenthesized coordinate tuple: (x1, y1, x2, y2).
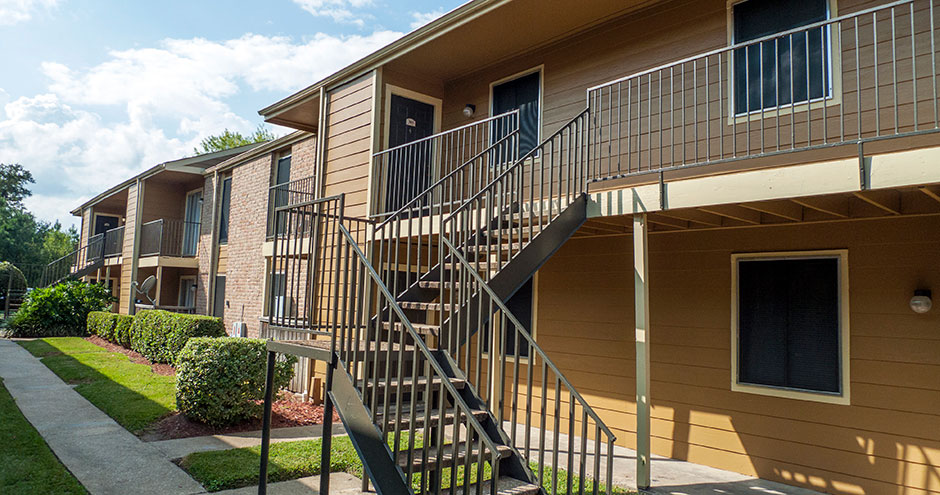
(533, 215, 940, 495)
(118, 182, 139, 315)
(322, 73, 375, 218)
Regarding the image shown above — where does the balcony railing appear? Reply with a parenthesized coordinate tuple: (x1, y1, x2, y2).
(41, 234, 104, 286)
(139, 219, 200, 257)
(370, 110, 519, 217)
(266, 176, 317, 238)
(103, 225, 124, 258)
(586, 0, 939, 181)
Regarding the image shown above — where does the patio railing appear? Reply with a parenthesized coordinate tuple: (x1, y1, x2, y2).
(139, 219, 200, 257)
(587, 0, 939, 180)
(103, 225, 124, 258)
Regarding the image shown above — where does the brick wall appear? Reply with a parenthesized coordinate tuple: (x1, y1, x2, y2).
(195, 175, 215, 315)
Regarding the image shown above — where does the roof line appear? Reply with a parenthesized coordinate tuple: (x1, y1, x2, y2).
(259, 0, 509, 119)
(208, 131, 312, 174)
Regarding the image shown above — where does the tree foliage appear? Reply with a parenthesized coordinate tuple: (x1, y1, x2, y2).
(194, 125, 274, 155)
(0, 163, 79, 272)
(5, 280, 115, 337)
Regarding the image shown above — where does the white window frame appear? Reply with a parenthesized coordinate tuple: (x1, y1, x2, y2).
(178, 275, 197, 308)
(726, 0, 842, 122)
(730, 250, 850, 405)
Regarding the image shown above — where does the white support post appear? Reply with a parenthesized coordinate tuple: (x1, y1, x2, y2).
(155, 265, 163, 306)
(633, 212, 651, 490)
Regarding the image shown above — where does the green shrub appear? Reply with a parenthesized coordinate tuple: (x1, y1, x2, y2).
(87, 311, 134, 348)
(6, 281, 115, 337)
(176, 338, 296, 427)
(114, 314, 134, 348)
(87, 311, 117, 341)
(130, 310, 225, 364)
(0, 262, 27, 292)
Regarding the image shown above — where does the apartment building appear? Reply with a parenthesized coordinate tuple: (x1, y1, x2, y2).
(56, 0, 939, 493)
(254, 0, 940, 494)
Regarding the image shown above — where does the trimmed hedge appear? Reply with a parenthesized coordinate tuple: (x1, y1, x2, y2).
(130, 310, 225, 364)
(86, 311, 134, 347)
(176, 338, 296, 427)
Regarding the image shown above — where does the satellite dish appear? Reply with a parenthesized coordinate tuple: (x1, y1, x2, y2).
(133, 275, 157, 305)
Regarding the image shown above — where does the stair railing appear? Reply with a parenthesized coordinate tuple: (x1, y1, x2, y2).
(272, 193, 507, 493)
(41, 234, 105, 287)
(371, 111, 520, 301)
(438, 108, 618, 494)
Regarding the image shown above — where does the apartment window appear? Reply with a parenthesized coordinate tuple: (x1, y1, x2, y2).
(267, 272, 288, 318)
(218, 176, 232, 244)
(213, 275, 226, 318)
(492, 70, 541, 156)
(272, 154, 292, 236)
(732, 0, 831, 114)
(732, 252, 849, 403)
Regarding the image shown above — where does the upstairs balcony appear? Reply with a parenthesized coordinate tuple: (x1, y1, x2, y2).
(139, 219, 200, 260)
(103, 225, 124, 259)
(585, 0, 940, 186)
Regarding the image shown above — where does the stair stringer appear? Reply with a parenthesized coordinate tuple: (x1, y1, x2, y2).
(329, 357, 413, 495)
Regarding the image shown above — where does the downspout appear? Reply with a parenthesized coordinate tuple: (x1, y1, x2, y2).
(314, 86, 328, 198)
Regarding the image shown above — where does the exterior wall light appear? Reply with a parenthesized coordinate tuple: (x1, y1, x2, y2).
(910, 289, 932, 314)
(463, 104, 476, 118)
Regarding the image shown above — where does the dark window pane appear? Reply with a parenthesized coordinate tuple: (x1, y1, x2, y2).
(732, 0, 829, 114)
(493, 71, 540, 156)
(275, 155, 291, 186)
(218, 177, 232, 244)
(213, 275, 226, 318)
(737, 257, 841, 394)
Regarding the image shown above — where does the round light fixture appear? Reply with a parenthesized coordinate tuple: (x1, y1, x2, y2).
(910, 289, 932, 314)
(462, 104, 476, 118)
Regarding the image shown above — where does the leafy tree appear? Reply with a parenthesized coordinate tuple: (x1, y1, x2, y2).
(194, 125, 274, 155)
(0, 163, 34, 209)
(40, 222, 79, 261)
(5, 280, 115, 337)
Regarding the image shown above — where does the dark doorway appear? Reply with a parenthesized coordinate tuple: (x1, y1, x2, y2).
(94, 215, 120, 235)
(385, 94, 435, 213)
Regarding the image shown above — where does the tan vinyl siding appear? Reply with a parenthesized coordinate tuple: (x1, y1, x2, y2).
(532, 215, 940, 495)
(216, 244, 229, 275)
(118, 182, 139, 315)
(322, 73, 374, 217)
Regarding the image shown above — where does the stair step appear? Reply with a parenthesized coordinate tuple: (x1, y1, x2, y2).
(417, 476, 540, 495)
(370, 376, 465, 392)
(381, 321, 440, 336)
(400, 301, 452, 311)
(375, 406, 488, 430)
(396, 443, 512, 472)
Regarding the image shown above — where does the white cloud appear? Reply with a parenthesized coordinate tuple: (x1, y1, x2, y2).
(0, 0, 59, 25)
(0, 30, 403, 225)
(292, 0, 373, 27)
(410, 8, 446, 30)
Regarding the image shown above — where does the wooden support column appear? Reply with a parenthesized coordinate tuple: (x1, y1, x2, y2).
(155, 265, 163, 306)
(633, 213, 651, 490)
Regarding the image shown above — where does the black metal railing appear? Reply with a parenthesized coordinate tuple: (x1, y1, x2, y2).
(371, 110, 520, 217)
(41, 234, 105, 287)
(103, 225, 124, 257)
(139, 219, 200, 257)
(587, 0, 939, 180)
(267, 176, 317, 238)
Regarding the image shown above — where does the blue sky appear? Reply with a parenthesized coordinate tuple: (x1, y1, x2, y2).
(0, 0, 460, 226)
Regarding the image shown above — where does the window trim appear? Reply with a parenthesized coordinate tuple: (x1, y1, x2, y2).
(488, 65, 544, 157)
(217, 176, 233, 245)
(730, 250, 851, 405)
(177, 275, 197, 308)
(725, 0, 842, 123)
(272, 149, 293, 187)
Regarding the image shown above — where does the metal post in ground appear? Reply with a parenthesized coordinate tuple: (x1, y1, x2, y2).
(320, 357, 335, 495)
(259, 350, 276, 495)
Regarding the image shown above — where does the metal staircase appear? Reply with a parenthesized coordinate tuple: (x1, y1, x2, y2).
(41, 234, 105, 287)
(265, 108, 615, 495)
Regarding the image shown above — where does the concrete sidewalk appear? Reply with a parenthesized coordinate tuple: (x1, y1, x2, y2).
(0, 339, 205, 495)
(151, 423, 346, 460)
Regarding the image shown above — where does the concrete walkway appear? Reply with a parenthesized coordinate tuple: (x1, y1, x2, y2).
(0, 339, 205, 495)
(214, 473, 364, 495)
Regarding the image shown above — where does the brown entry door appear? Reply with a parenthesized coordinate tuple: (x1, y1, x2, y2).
(385, 94, 434, 213)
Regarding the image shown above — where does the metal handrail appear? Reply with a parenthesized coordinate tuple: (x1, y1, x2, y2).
(371, 110, 520, 217)
(585, 0, 936, 179)
(140, 219, 200, 257)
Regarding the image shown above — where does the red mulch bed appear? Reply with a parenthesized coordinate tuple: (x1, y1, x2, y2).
(141, 397, 339, 441)
(84, 335, 339, 441)
(85, 335, 176, 376)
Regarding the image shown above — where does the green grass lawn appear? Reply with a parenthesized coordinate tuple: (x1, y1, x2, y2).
(0, 378, 87, 494)
(181, 435, 630, 494)
(19, 337, 176, 433)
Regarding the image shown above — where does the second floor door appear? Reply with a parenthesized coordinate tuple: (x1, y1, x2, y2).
(385, 94, 435, 213)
